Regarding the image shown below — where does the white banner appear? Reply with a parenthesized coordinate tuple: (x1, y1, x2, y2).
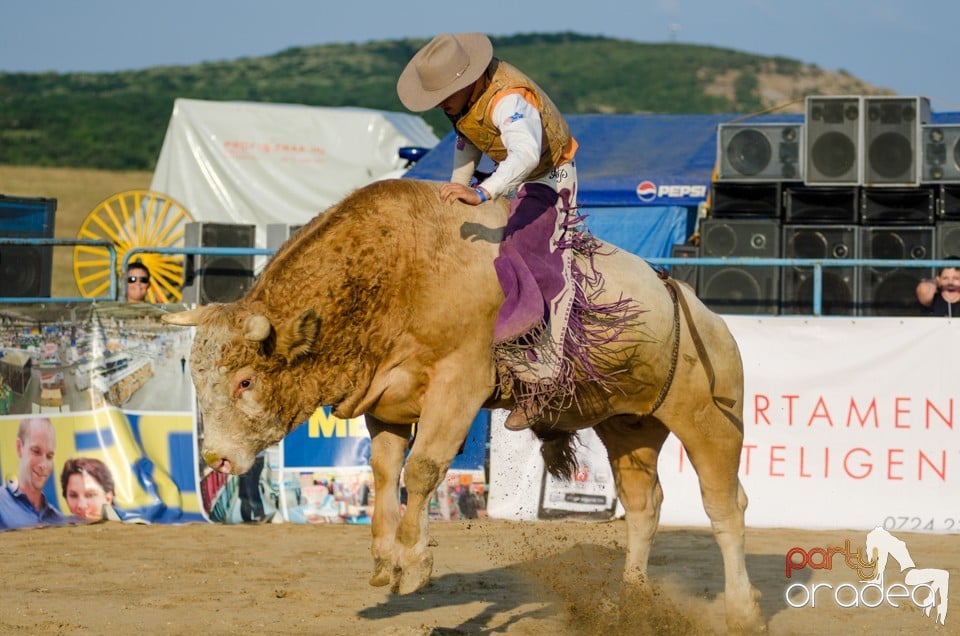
(489, 317, 960, 532)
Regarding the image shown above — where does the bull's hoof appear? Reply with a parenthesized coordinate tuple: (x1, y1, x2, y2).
(391, 551, 434, 595)
(368, 559, 392, 587)
(725, 588, 767, 635)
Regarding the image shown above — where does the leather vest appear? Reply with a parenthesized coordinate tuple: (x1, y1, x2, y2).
(455, 59, 573, 180)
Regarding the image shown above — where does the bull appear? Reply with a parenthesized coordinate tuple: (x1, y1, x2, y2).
(163, 178, 765, 633)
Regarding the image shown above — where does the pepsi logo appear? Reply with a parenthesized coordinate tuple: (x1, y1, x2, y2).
(636, 180, 657, 202)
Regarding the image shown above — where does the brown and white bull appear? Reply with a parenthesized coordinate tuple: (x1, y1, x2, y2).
(164, 178, 765, 633)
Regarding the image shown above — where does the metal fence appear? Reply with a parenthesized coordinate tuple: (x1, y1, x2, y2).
(3, 238, 957, 316)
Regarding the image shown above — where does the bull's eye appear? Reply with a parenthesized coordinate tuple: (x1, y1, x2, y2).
(232, 371, 256, 398)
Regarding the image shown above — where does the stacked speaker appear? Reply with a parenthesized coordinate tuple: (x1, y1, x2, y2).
(692, 95, 957, 316)
(173, 222, 307, 303)
(0, 195, 57, 298)
(182, 222, 258, 304)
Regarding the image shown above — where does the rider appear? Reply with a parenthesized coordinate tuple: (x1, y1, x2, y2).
(397, 32, 579, 431)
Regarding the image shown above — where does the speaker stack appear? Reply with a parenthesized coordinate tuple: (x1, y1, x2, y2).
(692, 94, 946, 316)
(266, 223, 305, 252)
(181, 222, 257, 304)
(0, 195, 57, 298)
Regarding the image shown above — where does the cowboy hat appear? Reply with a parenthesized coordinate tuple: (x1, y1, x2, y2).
(397, 32, 493, 112)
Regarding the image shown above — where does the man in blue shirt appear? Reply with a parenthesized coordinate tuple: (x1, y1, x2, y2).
(0, 417, 64, 530)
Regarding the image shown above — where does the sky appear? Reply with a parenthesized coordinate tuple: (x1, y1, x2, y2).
(1, 0, 958, 111)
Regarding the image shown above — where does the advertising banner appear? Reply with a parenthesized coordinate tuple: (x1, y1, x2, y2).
(0, 303, 202, 529)
(488, 317, 960, 532)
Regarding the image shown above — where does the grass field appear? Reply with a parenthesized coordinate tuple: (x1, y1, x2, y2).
(1, 165, 153, 298)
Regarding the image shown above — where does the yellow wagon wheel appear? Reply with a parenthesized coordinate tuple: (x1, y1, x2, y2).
(73, 190, 194, 302)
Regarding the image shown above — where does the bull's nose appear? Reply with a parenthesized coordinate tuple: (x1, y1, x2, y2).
(203, 451, 233, 474)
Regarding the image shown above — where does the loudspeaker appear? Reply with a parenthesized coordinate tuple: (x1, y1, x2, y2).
(0, 195, 57, 298)
(668, 244, 699, 290)
(862, 96, 930, 187)
(266, 223, 305, 251)
(717, 123, 803, 181)
(936, 222, 960, 260)
(784, 186, 858, 224)
(805, 96, 862, 186)
(858, 225, 934, 316)
(922, 125, 960, 183)
(860, 187, 935, 225)
(940, 185, 960, 220)
(781, 225, 858, 315)
(182, 222, 256, 304)
(698, 218, 780, 315)
(711, 182, 782, 218)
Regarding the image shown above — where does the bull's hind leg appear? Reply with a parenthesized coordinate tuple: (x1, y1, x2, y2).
(683, 412, 765, 634)
(365, 415, 409, 587)
(594, 415, 670, 587)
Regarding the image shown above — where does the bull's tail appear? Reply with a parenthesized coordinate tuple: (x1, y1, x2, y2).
(536, 428, 580, 480)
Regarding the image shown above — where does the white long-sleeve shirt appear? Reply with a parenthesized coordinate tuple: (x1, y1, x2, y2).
(450, 92, 543, 200)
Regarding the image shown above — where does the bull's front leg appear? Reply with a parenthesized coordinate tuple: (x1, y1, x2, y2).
(392, 359, 493, 594)
(365, 415, 409, 587)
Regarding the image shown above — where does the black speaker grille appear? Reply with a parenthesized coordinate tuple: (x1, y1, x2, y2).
(0, 196, 56, 298)
(0, 245, 49, 297)
(698, 219, 780, 315)
(183, 222, 255, 303)
(781, 225, 858, 315)
(805, 96, 861, 185)
(711, 182, 782, 218)
(860, 187, 935, 225)
(858, 225, 934, 316)
(784, 186, 858, 224)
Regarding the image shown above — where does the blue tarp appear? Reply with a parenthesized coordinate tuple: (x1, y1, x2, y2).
(403, 113, 790, 257)
(404, 111, 960, 259)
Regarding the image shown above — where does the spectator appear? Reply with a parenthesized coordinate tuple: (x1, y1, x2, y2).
(125, 261, 152, 303)
(0, 417, 64, 530)
(60, 457, 118, 522)
(916, 265, 960, 316)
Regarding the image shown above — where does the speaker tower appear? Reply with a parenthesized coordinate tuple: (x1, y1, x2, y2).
(805, 96, 862, 186)
(781, 225, 858, 315)
(858, 226, 934, 315)
(862, 96, 930, 187)
(717, 123, 803, 182)
(0, 195, 57, 298)
(922, 124, 960, 184)
(266, 223, 305, 251)
(668, 243, 699, 290)
(697, 218, 780, 315)
(182, 222, 256, 304)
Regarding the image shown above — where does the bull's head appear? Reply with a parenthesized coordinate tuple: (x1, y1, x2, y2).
(163, 305, 320, 475)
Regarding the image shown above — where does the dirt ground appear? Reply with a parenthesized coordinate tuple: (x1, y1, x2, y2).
(0, 519, 955, 635)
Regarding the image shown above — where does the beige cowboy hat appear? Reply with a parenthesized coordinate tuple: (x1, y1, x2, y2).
(397, 32, 493, 112)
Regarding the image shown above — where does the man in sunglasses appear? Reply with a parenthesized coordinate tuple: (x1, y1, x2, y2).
(125, 261, 152, 303)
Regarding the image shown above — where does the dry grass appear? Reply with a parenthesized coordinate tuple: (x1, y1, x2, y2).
(0, 165, 153, 297)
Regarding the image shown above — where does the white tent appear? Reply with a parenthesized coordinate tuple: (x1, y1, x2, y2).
(150, 98, 439, 247)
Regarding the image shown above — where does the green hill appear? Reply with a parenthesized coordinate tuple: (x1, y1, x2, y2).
(0, 32, 891, 171)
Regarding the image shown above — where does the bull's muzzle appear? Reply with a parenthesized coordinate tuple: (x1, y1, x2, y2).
(203, 451, 234, 474)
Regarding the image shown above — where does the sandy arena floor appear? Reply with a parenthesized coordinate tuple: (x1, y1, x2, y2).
(0, 519, 955, 635)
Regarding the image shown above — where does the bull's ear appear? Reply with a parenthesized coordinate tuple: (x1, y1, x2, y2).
(276, 308, 319, 362)
(243, 314, 273, 342)
(162, 306, 209, 326)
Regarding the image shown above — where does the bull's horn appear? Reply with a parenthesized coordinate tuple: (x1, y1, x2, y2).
(243, 314, 272, 342)
(161, 307, 208, 326)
